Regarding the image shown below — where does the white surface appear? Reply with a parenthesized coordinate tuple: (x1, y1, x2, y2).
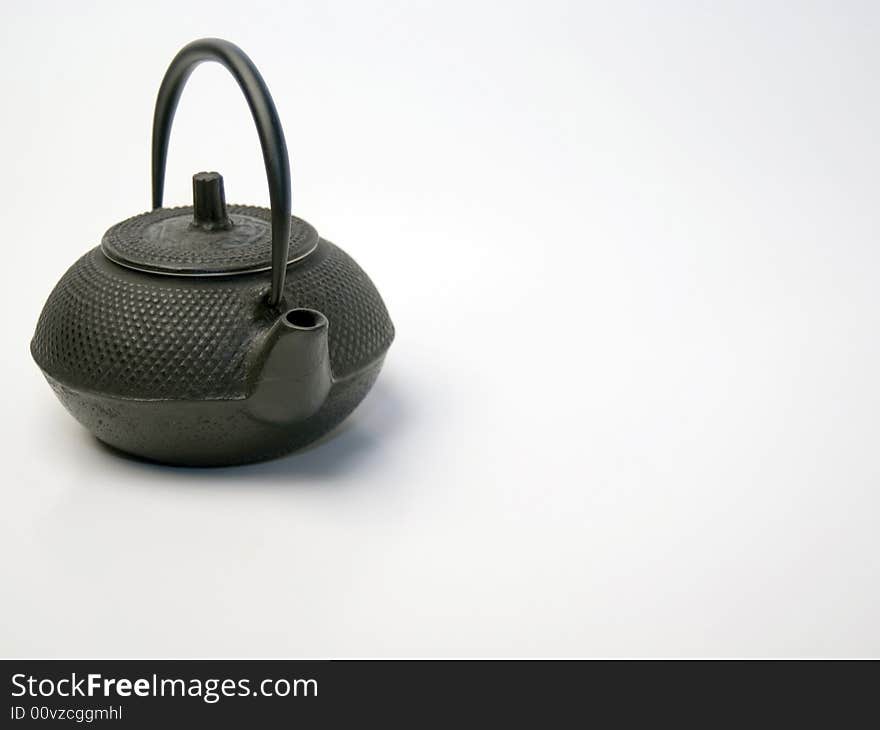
(1, 0, 878, 657)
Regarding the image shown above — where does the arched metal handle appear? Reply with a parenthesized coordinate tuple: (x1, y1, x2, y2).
(152, 38, 291, 307)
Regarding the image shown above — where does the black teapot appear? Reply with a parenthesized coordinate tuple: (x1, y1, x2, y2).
(31, 39, 394, 466)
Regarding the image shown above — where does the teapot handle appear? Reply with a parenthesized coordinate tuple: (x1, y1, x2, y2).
(151, 38, 291, 308)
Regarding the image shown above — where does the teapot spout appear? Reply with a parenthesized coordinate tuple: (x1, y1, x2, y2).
(248, 308, 333, 424)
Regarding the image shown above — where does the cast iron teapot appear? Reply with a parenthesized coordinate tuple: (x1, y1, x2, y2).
(31, 39, 394, 466)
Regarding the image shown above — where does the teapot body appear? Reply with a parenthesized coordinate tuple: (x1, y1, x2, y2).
(32, 234, 394, 466)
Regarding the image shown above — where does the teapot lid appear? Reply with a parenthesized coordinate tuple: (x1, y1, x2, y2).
(101, 172, 318, 276)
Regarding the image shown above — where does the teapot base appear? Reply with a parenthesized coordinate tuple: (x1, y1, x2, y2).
(41, 362, 383, 467)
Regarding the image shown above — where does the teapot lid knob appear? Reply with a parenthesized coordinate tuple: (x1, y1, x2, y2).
(191, 171, 232, 231)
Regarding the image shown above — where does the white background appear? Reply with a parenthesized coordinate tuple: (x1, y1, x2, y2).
(1, 0, 878, 657)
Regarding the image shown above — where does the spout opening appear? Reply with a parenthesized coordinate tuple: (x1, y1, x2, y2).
(283, 308, 326, 330)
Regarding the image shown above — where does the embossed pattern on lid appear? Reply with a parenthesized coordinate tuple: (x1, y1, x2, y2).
(101, 205, 319, 276)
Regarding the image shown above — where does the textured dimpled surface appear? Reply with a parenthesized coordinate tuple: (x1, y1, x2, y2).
(101, 205, 318, 274)
(31, 239, 394, 400)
